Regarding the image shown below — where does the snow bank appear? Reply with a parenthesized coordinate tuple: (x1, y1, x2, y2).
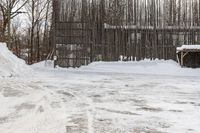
(80, 59, 200, 77)
(0, 43, 32, 78)
(32, 60, 54, 69)
(32, 58, 200, 77)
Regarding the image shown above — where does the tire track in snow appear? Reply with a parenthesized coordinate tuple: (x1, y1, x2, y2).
(86, 98, 95, 133)
(59, 86, 96, 132)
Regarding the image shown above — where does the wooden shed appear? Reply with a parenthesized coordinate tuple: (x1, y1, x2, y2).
(177, 45, 200, 68)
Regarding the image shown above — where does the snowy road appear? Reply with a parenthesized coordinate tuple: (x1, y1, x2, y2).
(1, 66, 200, 133)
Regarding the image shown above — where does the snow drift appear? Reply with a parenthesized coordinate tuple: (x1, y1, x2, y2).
(33, 59, 200, 77)
(79, 59, 200, 77)
(0, 43, 32, 77)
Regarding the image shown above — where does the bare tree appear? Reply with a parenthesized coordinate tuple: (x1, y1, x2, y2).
(25, 0, 51, 64)
(0, 0, 28, 47)
(0, 11, 4, 41)
(11, 20, 21, 57)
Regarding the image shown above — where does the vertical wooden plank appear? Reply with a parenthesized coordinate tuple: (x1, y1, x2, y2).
(181, 51, 183, 67)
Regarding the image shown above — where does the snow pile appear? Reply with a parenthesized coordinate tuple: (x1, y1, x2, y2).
(0, 43, 32, 77)
(32, 59, 200, 77)
(80, 59, 200, 76)
(32, 60, 54, 70)
(177, 45, 200, 51)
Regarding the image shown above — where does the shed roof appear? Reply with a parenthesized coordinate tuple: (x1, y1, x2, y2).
(177, 45, 200, 52)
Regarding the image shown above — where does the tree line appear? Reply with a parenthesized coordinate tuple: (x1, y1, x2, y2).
(0, 0, 52, 64)
(56, 0, 200, 27)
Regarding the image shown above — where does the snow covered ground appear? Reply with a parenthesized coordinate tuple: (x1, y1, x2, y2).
(0, 43, 200, 133)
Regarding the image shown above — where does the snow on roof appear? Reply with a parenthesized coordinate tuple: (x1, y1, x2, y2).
(177, 45, 200, 51)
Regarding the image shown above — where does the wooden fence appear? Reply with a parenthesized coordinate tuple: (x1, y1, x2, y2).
(52, 0, 200, 67)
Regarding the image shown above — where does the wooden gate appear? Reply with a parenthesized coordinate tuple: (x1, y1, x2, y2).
(54, 22, 92, 68)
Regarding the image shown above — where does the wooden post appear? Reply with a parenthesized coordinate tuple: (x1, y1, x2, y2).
(181, 51, 183, 67)
(177, 53, 180, 65)
(52, 0, 57, 68)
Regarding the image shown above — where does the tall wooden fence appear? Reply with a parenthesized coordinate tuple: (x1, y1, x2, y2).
(52, 0, 200, 67)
